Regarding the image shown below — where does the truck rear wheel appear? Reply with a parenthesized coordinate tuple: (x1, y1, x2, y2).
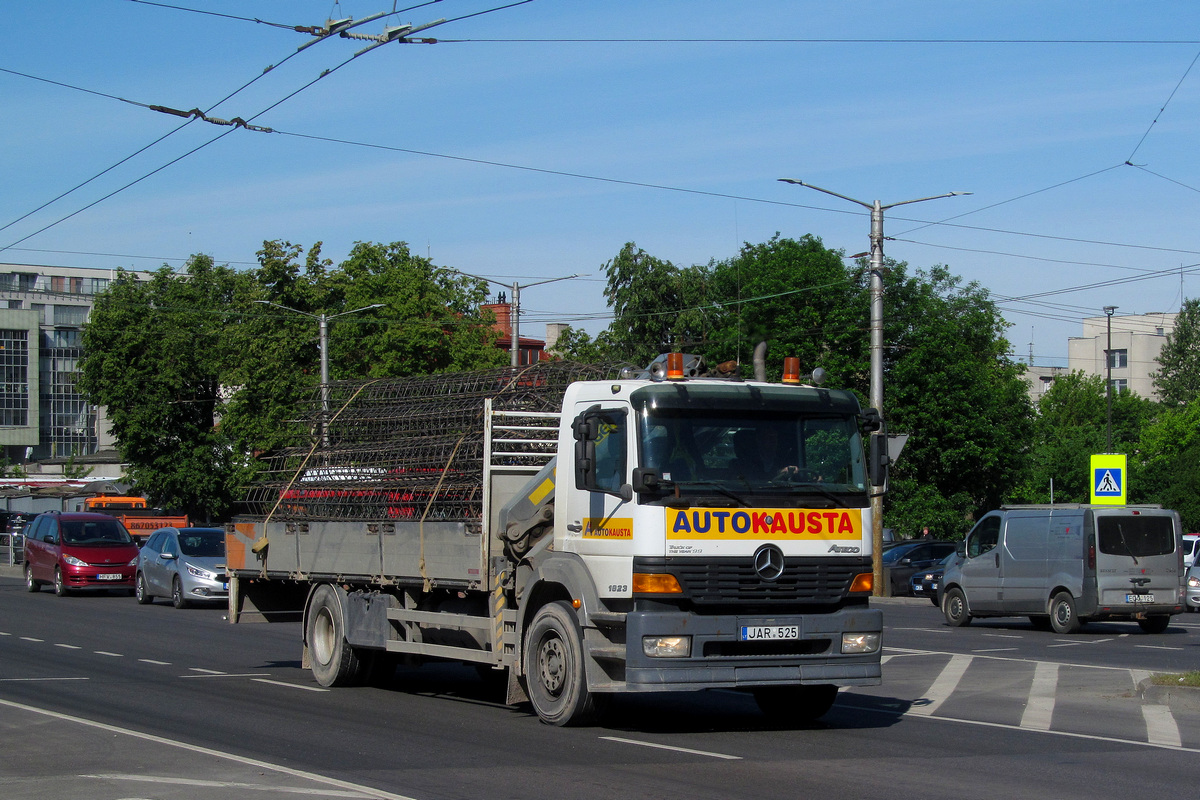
(524, 601, 601, 726)
(307, 584, 365, 687)
(1049, 591, 1080, 634)
(753, 685, 838, 722)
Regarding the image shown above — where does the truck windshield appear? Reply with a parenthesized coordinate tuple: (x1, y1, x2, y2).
(637, 409, 867, 502)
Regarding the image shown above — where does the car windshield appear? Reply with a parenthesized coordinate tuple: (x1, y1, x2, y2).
(60, 518, 133, 545)
(179, 530, 224, 557)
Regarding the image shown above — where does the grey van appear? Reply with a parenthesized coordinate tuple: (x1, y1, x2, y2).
(941, 505, 1185, 634)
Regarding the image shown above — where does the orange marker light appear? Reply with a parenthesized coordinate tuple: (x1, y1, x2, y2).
(782, 357, 801, 385)
(666, 352, 685, 381)
(849, 572, 873, 593)
(632, 573, 683, 594)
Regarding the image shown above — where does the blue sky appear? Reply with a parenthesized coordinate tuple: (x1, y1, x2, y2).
(4, 1, 1200, 368)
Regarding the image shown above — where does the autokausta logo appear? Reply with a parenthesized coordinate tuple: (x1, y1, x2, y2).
(666, 508, 862, 539)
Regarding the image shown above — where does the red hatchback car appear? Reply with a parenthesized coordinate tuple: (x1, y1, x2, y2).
(23, 511, 139, 596)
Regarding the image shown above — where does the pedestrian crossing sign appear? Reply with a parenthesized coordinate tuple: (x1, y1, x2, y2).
(1090, 453, 1127, 505)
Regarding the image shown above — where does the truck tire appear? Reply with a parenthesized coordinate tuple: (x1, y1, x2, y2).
(25, 564, 39, 593)
(135, 572, 153, 604)
(1137, 615, 1170, 634)
(753, 685, 838, 722)
(524, 601, 601, 726)
(306, 584, 365, 687)
(1049, 591, 1080, 634)
(942, 587, 971, 627)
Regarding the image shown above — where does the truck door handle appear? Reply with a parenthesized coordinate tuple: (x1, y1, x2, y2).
(567, 523, 582, 532)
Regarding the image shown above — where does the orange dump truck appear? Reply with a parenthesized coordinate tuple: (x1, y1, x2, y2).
(82, 496, 188, 543)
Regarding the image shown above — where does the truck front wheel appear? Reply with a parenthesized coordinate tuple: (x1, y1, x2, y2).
(524, 601, 601, 726)
(306, 584, 365, 687)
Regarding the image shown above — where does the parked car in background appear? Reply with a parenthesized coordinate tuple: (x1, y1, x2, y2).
(23, 511, 138, 596)
(1183, 534, 1199, 569)
(136, 527, 227, 608)
(911, 552, 956, 605)
(883, 540, 958, 596)
(1186, 562, 1199, 612)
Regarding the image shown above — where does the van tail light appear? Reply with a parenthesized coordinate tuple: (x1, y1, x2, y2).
(1087, 539, 1096, 571)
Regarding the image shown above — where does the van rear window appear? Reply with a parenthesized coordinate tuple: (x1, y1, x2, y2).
(1097, 516, 1175, 558)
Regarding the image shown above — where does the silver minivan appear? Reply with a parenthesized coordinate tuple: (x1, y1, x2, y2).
(941, 504, 1185, 634)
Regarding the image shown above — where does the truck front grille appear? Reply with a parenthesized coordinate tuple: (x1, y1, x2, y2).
(634, 556, 869, 606)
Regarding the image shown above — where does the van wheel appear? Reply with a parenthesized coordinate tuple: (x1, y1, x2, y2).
(1137, 615, 1170, 634)
(524, 601, 602, 726)
(1049, 592, 1080, 634)
(25, 565, 39, 593)
(942, 588, 971, 627)
(53, 567, 69, 597)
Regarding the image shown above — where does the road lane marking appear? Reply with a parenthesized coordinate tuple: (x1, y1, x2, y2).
(0, 697, 419, 800)
(1142, 704, 1182, 747)
(981, 633, 1024, 639)
(252, 678, 329, 692)
(1134, 644, 1183, 651)
(1020, 661, 1058, 731)
(139, 659, 171, 665)
(188, 667, 227, 674)
(908, 654, 971, 716)
(970, 648, 1018, 653)
(20, 636, 43, 642)
(0, 677, 88, 682)
(841, 699, 1200, 754)
(183, 673, 274, 679)
(93, 651, 123, 657)
(82, 774, 373, 797)
(600, 736, 742, 760)
(54, 643, 82, 649)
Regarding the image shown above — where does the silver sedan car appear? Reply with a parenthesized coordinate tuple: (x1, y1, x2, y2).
(1187, 563, 1200, 612)
(135, 527, 227, 608)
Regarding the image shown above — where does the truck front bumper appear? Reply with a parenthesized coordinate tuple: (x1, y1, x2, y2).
(618, 606, 882, 691)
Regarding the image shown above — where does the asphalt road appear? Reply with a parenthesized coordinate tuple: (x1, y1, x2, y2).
(1, 566, 1197, 800)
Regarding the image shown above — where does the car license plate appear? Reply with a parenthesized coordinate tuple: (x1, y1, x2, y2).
(740, 625, 799, 641)
(1125, 593, 1154, 603)
(97, 573, 122, 581)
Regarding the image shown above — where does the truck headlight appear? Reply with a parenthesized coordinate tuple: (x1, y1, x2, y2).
(642, 636, 691, 658)
(841, 632, 880, 654)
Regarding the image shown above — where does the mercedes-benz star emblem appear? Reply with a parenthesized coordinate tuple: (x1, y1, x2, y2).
(752, 544, 785, 582)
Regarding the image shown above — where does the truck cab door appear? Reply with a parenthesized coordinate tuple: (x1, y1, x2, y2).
(561, 402, 634, 564)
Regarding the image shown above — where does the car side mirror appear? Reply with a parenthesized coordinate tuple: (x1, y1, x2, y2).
(162, 552, 177, 560)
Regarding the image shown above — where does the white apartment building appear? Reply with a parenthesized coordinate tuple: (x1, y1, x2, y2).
(0, 262, 153, 474)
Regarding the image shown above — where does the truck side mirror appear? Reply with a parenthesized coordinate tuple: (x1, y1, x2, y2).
(632, 467, 662, 494)
(869, 432, 890, 488)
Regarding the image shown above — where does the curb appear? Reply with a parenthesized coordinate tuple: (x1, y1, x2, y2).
(1138, 677, 1200, 712)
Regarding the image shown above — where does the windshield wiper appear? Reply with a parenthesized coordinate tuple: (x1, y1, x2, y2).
(1114, 523, 1139, 565)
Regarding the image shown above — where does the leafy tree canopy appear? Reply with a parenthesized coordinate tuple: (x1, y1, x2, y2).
(1153, 297, 1200, 407)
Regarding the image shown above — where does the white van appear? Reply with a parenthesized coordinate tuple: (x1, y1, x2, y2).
(941, 504, 1185, 634)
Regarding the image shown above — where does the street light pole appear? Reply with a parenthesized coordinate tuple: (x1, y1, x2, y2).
(253, 300, 383, 448)
(778, 178, 970, 595)
(451, 271, 587, 367)
(1104, 305, 1117, 453)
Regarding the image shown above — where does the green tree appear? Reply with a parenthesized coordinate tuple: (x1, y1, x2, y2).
(1010, 371, 1154, 505)
(78, 257, 255, 520)
(1153, 297, 1200, 406)
(1135, 398, 1200, 530)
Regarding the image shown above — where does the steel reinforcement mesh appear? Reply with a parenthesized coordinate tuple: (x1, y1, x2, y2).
(239, 361, 624, 521)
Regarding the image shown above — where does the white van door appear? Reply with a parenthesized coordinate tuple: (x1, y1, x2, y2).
(960, 514, 1003, 612)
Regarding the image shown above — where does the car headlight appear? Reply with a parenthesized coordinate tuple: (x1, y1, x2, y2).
(186, 563, 217, 581)
(63, 554, 87, 567)
(128, 556, 138, 566)
(1188, 576, 1200, 588)
(841, 632, 881, 654)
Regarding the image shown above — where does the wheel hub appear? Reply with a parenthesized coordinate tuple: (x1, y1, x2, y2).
(539, 638, 566, 696)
